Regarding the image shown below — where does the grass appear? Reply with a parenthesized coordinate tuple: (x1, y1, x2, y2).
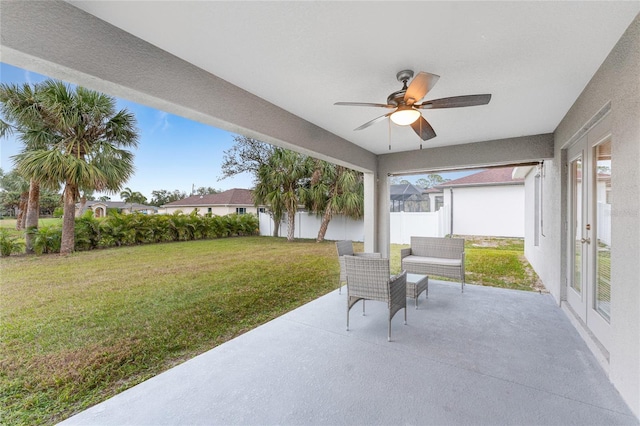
(0, 218, 62, 240)
(1, 237, 338, 425)
(385, 236, 543, 292)
(1, 235, 541, 424)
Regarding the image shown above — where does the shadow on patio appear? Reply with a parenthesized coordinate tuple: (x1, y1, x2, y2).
(61, 281, 636, 425)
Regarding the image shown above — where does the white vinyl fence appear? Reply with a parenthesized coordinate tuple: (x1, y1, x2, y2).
(389, 209, 449, 244)
(597, 202, 612, 246)
(259, 208, 449, 243)
(259, 212, 364, 241)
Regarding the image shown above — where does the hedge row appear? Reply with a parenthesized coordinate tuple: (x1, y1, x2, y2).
(1, 211, 260, 255)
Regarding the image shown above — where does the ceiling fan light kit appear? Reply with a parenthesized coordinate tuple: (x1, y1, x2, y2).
(335, 69, 492, 146)
(390, 105, 421, 125)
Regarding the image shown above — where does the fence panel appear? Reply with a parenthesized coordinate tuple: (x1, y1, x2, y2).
(260, 210, 449, 242)
(259, 212, 364, 241)
(597, 202, 612, 246)
(389, 211, 445, 244)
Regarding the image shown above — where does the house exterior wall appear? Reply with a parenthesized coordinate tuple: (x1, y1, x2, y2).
(534, 14, 639, 416)
(442, 185, 524, 238)
(161, 205, 260, 216)
(377, 134, 555, 257)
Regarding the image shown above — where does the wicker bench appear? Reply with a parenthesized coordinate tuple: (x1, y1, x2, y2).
(400, 236, 465, 292)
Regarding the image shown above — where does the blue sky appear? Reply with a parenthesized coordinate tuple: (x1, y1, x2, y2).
(1, 63, 474, 201)
(0, 63, 254, 200)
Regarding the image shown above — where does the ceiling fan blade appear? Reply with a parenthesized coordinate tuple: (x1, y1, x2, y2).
(404, 72, 440, 105)
(354, 112, 393, 131)
(416, 94, 492, 109)
(334, 102, 394, 108)
(410, 116, 437, 141)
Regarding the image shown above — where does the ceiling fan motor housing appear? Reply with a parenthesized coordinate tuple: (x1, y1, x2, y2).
(387, 70, 414, 106)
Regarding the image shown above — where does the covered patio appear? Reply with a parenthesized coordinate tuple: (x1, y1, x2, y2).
(61, 281, 636, 425)
(2, 1, 639, 421)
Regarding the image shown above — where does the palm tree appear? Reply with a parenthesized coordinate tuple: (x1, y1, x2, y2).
(0, 170, 30, 230)
(254, 148, 309, 242)
(12, 80, 138, 254)
(302, 160, 364, 242)
(120, 187, 147, 212)
(0, 82, 54, 251)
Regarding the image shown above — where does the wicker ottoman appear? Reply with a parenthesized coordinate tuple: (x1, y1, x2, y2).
(406, 273, 429, 309)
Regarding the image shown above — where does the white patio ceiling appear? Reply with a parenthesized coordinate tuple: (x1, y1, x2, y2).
(69, 1, 639, 155)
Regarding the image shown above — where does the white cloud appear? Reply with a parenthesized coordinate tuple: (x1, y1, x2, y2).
(151, 111, 170, 133)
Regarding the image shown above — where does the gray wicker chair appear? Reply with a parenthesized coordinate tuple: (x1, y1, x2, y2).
(344, 255, 407, 341)
(335, 240, 381, 295)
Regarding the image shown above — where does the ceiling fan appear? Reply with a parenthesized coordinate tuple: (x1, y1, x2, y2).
(335, 70, 491, 142)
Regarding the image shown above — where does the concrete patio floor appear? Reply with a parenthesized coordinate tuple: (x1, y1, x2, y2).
(60, 280, 637, 425)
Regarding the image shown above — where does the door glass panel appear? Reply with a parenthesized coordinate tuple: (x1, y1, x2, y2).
(595, 140, 611, 321)
(571, 157, 582, 293)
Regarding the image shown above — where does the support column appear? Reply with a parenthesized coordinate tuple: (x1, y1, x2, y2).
(376, 173, 391, 258)
(363, 172, 377, 253)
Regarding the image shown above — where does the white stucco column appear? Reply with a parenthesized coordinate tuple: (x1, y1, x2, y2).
(376, 173, 391, 258)
(363, 172, 377, 252)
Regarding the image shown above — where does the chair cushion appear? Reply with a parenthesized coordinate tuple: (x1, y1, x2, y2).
(402, 255, 461, 267)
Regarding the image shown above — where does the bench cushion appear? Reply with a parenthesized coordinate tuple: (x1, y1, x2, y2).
(402, 255, 461, 267)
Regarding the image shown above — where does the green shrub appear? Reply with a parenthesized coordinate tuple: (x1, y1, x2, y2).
(53, 207, 63, 218)
(0, 229, 24, 256)
(33, 225, 62, 254)
(74, 211, 102, 251)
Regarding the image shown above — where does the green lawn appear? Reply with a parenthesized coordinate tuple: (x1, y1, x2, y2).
(1, 235, 541, 424)
(0, 218, 62, 239)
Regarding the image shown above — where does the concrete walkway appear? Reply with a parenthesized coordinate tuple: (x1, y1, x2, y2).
(60, 281, 637, 425)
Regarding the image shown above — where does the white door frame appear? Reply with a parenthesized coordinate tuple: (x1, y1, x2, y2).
(565, 113, 612, 351)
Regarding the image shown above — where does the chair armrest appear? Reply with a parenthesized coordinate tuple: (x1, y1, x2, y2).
(400, 248, 411, 260)
(389, 270, 407, 289)
(390, 270, 407, 282)
(354, 252, 382, 258)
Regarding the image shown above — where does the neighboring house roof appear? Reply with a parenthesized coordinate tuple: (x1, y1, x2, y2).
(390, 184, 424, 201)
(423, 187, 443, 194)
(162, 188, 257, 207)
(436, 167, 524, 188)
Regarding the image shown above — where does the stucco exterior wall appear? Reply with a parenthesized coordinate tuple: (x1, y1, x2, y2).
(161, 206, 259, 216)
(545, 13, 640, 416)
(443, 185, 524, 238)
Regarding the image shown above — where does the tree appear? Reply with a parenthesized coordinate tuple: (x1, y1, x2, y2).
(98, 195, 111, 202)
(0, 170, 29, 224)
(221, 136, 280, 233)
(220, 136, 275, 181)
(389, 176, 411, 185)
(149, 189, 187, 207)
(12, 80, 138, 254)
(415, 174, 449, 189)
(302, 160, 364, 242)
(195, 186, 220, 195)
(254, 148, 309, 241)
(77, 189, 95, 217)
(0, 82, 54, 251)
(120, 187, 148, 208)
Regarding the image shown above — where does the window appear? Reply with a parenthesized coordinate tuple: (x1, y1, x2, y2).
(258, 207, 266, 214)
(207, 207, 212, 214)
(236, 207, 246, 215)
(435, 196, 444, 211)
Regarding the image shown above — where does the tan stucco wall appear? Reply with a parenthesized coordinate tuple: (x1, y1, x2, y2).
(160, 206, 259, 216)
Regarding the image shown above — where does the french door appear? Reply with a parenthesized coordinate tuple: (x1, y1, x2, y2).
(566, 114, 612, 350)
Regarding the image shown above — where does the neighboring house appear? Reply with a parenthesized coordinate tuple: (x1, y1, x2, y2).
(389, 183, 426, 212)
(76, 201, 158, 218)
(160, 188, 265, 216)
(423, 187, 443, 212)
(436, 167, 525, 238)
